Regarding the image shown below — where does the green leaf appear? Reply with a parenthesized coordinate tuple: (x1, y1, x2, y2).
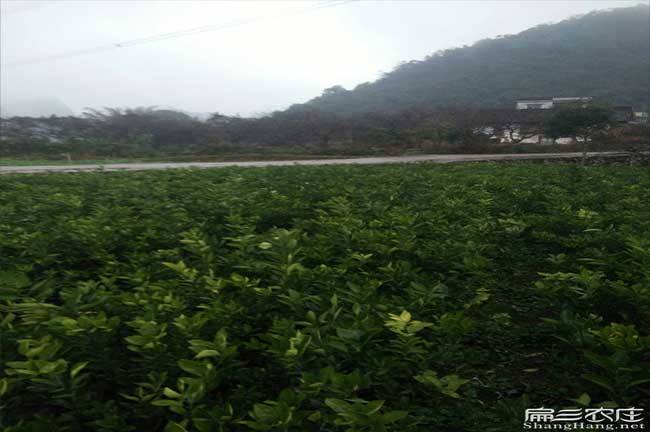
(194, 349, 220, 359)
(192, 418, 212, 432)
(164, 420, 188, 432)
(163, 387, 182, 399)
(365, 400, 384, 414)
(325, 398, 350, 413)
(178, 359, 209, 377)
(70, 361, 89, 378)
(0, 378, 9, 397)
(382, 410, 408, 424)
(625, 378, 650, 390)
(307, 411, 322, 422)
(0, 271, 30, 289)
(152, 399, 183, 407)
(286, 263, 304, 275)
(582, 373, 615, 393)
(568, 393, 591, 407)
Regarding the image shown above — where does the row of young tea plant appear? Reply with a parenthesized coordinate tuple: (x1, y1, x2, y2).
(1, 163, 649, 431)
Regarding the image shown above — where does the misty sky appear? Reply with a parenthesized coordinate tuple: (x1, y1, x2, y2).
(1, 0, 646, 117)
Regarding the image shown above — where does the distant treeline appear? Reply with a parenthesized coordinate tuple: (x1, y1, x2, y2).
(0, 106, 648, 159)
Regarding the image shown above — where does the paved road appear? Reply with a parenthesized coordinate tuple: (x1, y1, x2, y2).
(0, 152, 629, 174)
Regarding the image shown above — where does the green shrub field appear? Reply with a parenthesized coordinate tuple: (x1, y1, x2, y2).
(1, 163, 649, 431)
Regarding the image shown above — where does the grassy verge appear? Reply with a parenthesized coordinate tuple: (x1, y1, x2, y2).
(0, 158, 134, 166)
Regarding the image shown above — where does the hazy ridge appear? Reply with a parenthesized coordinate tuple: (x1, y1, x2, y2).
(289, 5, 650, 114)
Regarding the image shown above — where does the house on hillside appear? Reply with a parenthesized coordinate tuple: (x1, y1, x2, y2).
(632, 111, 649, 124)
(515, 97, 553, 110)
(612, 106, 634, 123)
(515, 96, 593, 110)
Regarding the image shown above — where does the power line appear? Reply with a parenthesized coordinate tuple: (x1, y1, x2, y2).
(115, 0, 348, 48)
(1, 0, 354, 68)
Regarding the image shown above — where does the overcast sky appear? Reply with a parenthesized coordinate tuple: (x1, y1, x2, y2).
(1, 0, 646, 117)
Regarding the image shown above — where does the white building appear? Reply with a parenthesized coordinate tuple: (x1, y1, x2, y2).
(516, 96, 592, 110)
(516, 98, 554, 110)
(633, 111, 649, 124)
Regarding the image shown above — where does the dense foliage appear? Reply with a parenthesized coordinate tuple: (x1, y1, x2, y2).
(1, 163, 649, 431)
(3, 106, 647, 160)
(291, 5, 650, 114)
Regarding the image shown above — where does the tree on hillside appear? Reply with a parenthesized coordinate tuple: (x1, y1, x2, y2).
(82, 107, 207, 151)
(207, 112, 232, 125)
(286, 110, 342, 148)
(544, 104, 613, 159)
(322, 85, 347, 97)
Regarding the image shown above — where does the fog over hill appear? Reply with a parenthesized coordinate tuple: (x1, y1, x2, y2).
(0, 97, 74, 118)
(289, 4, 650, 115)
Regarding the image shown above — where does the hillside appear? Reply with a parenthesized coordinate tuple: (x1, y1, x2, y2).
(289, 5, 650, 114)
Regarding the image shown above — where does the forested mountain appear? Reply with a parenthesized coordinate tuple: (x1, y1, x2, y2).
(289, 5, 650, 114)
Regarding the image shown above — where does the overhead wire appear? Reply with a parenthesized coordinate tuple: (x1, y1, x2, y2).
(1, 0, 355, 68)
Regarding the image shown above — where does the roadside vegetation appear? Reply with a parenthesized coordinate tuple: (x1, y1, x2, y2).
(1, 105, 648, 163)
(1, 163, 649, 431)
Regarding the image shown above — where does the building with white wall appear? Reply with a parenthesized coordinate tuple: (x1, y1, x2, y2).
(516, 96, 593, 110)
